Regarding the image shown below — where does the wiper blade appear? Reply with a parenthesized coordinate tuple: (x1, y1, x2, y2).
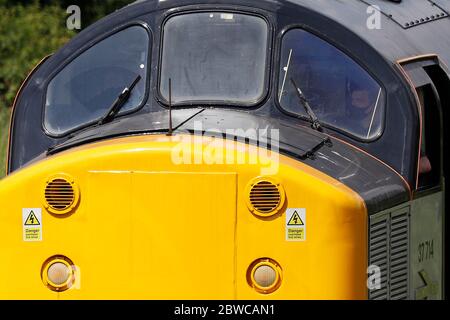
(47, 109, 207, 155)
(290, 78, 323, 132)
(98, 75, 142, 125)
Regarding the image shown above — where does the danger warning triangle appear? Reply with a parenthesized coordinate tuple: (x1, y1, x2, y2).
(24, 211, 40, 226)
(288, 211, 304, 226)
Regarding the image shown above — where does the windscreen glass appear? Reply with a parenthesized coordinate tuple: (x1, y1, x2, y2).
(45, 26, 149, 135)
(160, 12, 268, 105)
(279, 29, 383, 140)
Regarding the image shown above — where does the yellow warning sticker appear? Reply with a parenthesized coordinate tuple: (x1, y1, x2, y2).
(286, 208, 306, 241)
(24, 211, 40, 226)
(24, 228, 41, 241)
(23, 208, 42, 242)
(287, 228, 304, 240)
(287, 211, 304, 226)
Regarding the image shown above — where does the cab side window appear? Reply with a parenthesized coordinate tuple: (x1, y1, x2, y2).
(417, 85, 442, 190)
(44, 26, 150, 136)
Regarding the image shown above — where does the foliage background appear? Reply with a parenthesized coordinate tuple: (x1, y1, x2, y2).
(0, 0, 132, 178)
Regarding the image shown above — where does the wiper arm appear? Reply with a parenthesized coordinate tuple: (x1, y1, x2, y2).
(290, 78, 323, 132)
(98, 75, 142, 125)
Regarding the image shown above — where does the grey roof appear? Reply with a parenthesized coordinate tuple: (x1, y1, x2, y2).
(124, 0, 450, 64)
(287, 0, 450, 64)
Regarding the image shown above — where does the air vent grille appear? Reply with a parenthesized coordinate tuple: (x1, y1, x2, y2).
(44, 178, 76, 213)
(369, 216, 389, 300)
(250, 181, 281, 213)
(246, 178, 285, 217)
(369, 208, 409, 300)
(389, 212, 409, 299)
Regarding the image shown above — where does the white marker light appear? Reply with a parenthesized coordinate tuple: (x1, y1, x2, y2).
(247, 259, 282, 294)
(42, 256, 76, 291)
(47, 262, 71, 286)
(254, 265, 277, 288)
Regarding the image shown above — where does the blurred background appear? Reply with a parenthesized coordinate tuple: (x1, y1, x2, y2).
(0, 0, 133, 178)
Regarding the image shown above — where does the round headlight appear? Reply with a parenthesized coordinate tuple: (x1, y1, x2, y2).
(48, 262, 71, 286)
(247, 258, 282, 294)
(254, 264, 277, 288)
(42, 256, 75, 291)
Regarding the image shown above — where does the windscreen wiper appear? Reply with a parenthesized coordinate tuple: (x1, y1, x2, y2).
(98, 75, 142, 125)
(290, 78, 323, 132)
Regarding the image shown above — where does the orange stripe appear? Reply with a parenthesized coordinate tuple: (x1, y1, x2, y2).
(326, 133, 412, 199)
(396, 53, 438, 65)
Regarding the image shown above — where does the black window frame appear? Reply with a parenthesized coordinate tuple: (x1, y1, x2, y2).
(156, 9, 273, 109)
(275, 25, 387, 143)
(42, 22, 153, 138)
(416, 84, 443, 192)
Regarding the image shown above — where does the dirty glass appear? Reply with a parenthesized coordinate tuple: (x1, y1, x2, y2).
(45, 26, 149, 135)
(279, 29, 383, 140)
(160, 12, 268, 105)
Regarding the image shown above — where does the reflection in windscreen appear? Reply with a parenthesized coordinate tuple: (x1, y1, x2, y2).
(45, 26, 149, 135)
(160, 12, 268, 105)
(279, 29, 383, 140)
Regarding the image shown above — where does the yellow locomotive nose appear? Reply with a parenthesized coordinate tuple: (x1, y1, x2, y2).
(0, 134, 367, 300)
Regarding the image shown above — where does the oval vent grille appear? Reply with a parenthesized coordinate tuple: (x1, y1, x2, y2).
(247, 179, 285, 216)
(45, 178, 76, 212)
